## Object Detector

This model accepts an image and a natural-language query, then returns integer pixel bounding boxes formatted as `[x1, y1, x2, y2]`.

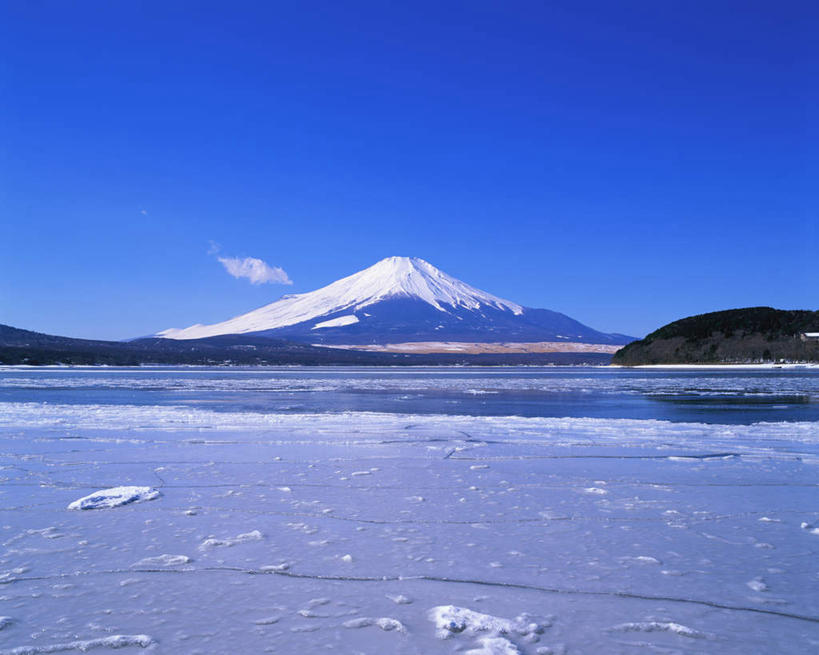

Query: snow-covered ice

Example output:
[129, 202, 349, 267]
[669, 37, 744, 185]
[198, 530, 263, 550]
[1, 366, 818, 653]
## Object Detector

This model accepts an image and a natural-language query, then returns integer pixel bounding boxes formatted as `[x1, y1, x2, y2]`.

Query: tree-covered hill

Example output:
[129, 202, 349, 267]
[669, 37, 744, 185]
[612, 307, 819, 365]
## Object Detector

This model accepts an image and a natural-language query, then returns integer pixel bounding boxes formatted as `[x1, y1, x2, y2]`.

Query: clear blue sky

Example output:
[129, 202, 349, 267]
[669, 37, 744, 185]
[1, 1, 815, 340]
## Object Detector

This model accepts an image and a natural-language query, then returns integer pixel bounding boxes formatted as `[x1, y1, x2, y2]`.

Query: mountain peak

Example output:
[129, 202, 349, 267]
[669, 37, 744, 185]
[157, 256, 523, 340]
[342, 256, 522, 314]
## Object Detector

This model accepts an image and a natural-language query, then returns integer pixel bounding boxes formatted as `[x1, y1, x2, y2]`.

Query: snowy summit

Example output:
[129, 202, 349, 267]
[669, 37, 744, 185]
[156, 256, 631, 345]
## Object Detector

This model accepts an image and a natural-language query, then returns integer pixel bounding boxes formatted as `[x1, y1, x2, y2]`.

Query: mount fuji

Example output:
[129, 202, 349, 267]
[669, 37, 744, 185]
[156, 257, 633, 347]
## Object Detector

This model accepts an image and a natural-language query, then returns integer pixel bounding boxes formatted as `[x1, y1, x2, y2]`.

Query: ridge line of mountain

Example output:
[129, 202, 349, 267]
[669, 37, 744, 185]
[155, 256, 634, 345]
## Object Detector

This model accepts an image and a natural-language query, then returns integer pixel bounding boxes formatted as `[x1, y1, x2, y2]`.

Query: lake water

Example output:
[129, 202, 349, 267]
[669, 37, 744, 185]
[1, 367, 817, 653]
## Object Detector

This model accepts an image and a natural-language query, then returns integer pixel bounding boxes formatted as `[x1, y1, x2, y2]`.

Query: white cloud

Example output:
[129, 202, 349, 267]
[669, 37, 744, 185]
[218, 256, 292, 285]
[207, 240, 221, 255]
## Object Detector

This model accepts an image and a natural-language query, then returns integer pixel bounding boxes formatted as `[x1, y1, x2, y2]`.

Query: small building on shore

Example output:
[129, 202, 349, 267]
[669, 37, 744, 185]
[800, 332, 819, 342]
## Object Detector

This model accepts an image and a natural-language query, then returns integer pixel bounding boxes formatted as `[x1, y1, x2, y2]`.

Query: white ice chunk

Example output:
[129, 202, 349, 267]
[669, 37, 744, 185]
[583, 487, 608, 495]
[428, 605, 542, 639]
[67, 486, 160, 510]
[260, 563, 290, 572]
[747, 578, 769, 592]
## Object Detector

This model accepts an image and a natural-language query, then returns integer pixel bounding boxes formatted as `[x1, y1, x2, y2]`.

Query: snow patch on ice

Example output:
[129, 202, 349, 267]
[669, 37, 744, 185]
[747, 577, 769, 592]
[254, 616, 281, 625]
[620, 555, 662, 565]
[0, 634, 154, 654]
[465, 636, 521, 655]
[611, 621, 705, 638]
[199, 530, 263, 550]
[67, 486, 160, 510]
[133, 554, 191, 567]
[260, 563, 290, 572]
[342, 617, 406, 633]
[583, 487, 608, 495]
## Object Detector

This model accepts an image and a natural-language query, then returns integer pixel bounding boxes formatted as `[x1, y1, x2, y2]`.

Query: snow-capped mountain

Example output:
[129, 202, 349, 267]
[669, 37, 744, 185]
[156, 256, 632, 345]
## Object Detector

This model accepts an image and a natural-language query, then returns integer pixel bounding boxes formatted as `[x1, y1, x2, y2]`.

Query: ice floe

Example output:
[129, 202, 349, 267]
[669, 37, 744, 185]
[67, 486, 160, 510]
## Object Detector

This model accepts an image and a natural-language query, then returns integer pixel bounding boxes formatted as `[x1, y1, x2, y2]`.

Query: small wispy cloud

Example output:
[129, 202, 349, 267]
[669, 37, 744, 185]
[207, 240, 221, 255]
[217, 256, 292, 285]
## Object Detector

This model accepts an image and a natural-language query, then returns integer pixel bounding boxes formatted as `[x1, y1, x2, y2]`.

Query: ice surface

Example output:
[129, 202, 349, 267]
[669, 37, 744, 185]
[66, 486, 160, 510]
[1, 367, 818, 653]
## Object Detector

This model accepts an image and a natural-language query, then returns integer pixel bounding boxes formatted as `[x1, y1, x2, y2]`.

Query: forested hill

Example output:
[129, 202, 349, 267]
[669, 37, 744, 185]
[612, 307, 819, 365]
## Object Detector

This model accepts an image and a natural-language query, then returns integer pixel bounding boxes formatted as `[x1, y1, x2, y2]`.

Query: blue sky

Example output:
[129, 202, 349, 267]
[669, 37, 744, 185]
[1, 1, 815, 340]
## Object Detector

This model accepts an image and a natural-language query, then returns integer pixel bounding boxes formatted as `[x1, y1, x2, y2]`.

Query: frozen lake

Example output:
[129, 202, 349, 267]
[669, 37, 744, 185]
[1, 367, 817, 653]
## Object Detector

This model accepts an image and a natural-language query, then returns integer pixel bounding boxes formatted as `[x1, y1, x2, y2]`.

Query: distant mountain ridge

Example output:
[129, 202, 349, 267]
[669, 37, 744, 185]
[0, 324, 614, 366]
[613, 307, 819, 365]
[157, 256, 633, 345]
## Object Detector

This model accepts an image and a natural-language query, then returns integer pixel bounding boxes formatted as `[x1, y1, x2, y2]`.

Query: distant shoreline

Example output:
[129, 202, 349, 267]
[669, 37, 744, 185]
[2, 362, 818, 371]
